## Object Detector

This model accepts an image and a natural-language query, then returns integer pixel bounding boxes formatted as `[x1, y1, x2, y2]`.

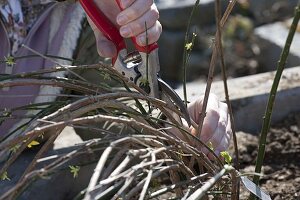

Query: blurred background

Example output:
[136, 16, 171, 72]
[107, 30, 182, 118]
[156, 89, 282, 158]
[77, 0, 299, 88]
[155, 0, 299, 86]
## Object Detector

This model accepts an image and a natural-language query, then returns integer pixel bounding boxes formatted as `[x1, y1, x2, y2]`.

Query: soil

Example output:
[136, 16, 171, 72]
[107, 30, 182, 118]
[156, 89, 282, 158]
[231, 113, 300, 200]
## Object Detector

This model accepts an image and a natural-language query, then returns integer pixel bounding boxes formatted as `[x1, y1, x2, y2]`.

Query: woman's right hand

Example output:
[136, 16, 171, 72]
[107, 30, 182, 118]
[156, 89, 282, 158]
[88, 0, 162, 58]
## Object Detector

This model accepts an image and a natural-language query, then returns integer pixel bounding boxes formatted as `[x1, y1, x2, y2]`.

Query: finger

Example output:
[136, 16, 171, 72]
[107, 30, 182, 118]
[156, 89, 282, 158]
[226, 113, 232, 141]
[135, 21, 162, 46]
[87, 17, 117, 58]
[204, 128, 229, 161]
[199, 109, 219, 142]
[215, 113, 232, 152]
[119, 5, 159, 38]
[190, 113, 219, 143]
[215, 133, 230, 154]
[209, 102, 228, 149]
[209, 123, 226, 151]
[207, 138, 223, 160]
[187, 94, 220, 142]
[187, 95, 204, 121]
[187, 93, 219, 123]
[117, 0, 154, 25]
[96, 37, 117, 58]
[118, 0, 136, 9]
[199, 98, 220, 142]
[204, 121, 226, 160]
[93, 0, 120, 23]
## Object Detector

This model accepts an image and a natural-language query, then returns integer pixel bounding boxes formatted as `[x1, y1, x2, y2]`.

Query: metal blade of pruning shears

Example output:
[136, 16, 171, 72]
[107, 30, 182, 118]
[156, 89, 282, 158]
[79, 0, 191, 126]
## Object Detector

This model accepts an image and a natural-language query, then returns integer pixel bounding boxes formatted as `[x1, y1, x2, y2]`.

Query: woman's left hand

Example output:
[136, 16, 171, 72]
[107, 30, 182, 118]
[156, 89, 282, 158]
[170, 94, 232, 160]
[188, 94, 232, 159]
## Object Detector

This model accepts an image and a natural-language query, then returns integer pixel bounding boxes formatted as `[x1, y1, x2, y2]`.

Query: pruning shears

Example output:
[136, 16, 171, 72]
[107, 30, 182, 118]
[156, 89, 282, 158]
[79, 0, 191, 126]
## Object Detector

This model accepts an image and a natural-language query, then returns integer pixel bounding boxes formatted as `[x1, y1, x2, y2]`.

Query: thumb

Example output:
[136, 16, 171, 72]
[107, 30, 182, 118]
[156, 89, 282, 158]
[87, 17, 117, 58]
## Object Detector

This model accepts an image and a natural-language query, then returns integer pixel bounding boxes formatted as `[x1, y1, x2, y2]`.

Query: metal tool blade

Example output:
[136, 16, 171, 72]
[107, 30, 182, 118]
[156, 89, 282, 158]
[157, 77, 191, 126]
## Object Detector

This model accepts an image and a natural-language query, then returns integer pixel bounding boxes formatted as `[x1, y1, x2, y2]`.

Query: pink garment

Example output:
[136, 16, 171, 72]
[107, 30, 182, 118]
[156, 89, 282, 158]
[0, 2, 83, 139]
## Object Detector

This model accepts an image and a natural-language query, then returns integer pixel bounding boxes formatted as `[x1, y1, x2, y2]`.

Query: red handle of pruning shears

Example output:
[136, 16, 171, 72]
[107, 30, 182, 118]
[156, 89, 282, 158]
[79, 0, 158, 60]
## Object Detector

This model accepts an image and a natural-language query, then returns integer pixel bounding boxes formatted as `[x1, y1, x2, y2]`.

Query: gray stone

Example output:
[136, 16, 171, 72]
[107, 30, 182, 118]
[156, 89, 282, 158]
[156, 0, 298, 30]
[176, 66, 300, 133]
[155, 0, 298, 84]
[185, 51, 211, 80]
[156, 0, 220, 30]
[254, 20, 300, 72]
[246, 0, 298, 24]
[158, 26, 214, 83]
[158, 30, 186, 82]
[157, 0, 215, 11]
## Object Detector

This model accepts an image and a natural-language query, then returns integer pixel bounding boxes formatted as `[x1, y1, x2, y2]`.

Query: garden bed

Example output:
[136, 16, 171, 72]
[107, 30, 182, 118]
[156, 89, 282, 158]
[231, 113, 300, 199]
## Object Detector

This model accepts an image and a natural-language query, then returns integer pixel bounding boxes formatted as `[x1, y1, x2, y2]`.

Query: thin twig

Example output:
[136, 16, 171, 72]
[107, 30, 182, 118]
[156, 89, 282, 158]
[187, 165, 234, 200]
[0, 79, 98, 94]
[0, 134, 37, 179]
[0, 142, 95, 200]
[196, 0, 237, 137]
[21, 44, 87, 82]
[125, 164, 181, 199]
[149, 173, 209, 198]
[84, 146, 114, 200]
[139, 151, 155, 200]
[214, 0, 239, 199]
[19, 129, 62, 179]
[182, 0, 200, 106]
[0, 63, 107, 82]
[9, 129, 63, 200]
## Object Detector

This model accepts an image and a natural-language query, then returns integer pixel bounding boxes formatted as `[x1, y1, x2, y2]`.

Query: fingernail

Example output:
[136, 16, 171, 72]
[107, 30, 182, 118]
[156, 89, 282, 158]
[117, 14, 127, 25]
[120, 26, 131, 37]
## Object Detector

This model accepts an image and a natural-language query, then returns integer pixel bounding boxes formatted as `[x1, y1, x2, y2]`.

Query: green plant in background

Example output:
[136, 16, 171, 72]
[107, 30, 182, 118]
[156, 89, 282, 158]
[250, 2, 300, 199]
[185, 33, 197, 51]
[0, 55, 74, 66]
[182, 0, 200, 107]
[224, 15, 253, 41]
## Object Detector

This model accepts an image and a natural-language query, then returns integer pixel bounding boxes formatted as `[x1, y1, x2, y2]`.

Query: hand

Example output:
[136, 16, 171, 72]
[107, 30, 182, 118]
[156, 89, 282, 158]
[170, 94, 232, 159]
[188, 94, 232, 159]
[88, 0, 162, 58]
